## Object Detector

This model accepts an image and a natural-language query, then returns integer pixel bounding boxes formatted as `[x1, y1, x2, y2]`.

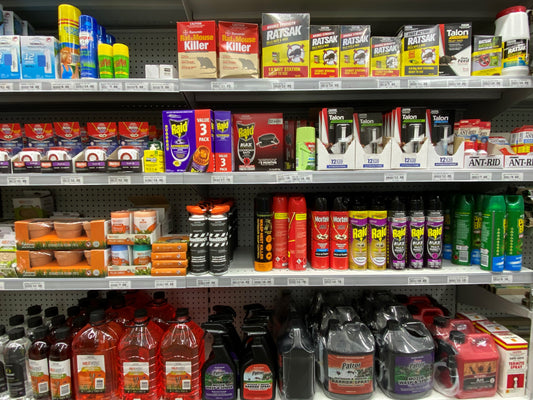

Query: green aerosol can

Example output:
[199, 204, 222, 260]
[480, 195, 506, 272]
[452, 194, 474, 265]
[504, 195, 524, 271]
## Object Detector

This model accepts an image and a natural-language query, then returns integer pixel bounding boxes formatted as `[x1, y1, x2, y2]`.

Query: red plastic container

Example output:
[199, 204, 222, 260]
[430, 317, 476, 341]
[408, 304, 444, 327]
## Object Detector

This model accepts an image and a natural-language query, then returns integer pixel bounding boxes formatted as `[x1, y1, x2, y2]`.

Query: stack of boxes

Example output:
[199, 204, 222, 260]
[151, 235, 189, 276]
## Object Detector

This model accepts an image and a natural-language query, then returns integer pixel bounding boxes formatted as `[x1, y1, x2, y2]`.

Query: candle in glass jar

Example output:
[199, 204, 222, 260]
[133, 210, 157, 234]
[111, 210, 131, 234]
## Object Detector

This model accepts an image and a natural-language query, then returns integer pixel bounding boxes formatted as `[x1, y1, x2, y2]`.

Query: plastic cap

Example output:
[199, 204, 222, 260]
[496, 5, 527, 19]
[313, 197, 328, 212]
[51, 315, 66, 328]
[113, 43, 129, 57]
[154, 291, 165, 300]
[254, 194, 272, 213]
[134, 308, 148, 318]
[78, 298, 90, 309]
[427, 196, 442, 211]
[409, 196, 424, 212]
[387, 319, 401, 330]
[433, 316, 448, 328]
[27, 316, 43, 329]
[0, 325, 5, 336]
[389, 196, 405, 212]
[9, 315, 24, 327]
[67, 306, 80, 317]
[332, 196, 348, 212]
[450, 330, 466, 344]
[27, 305, 42, 316]
[175, 308, 189, 317]
[87, 290, 99, 299]
[72, 315, 87, 329]
[8, 327, 25, 340]
[54, 326, 71, 341]
[33, 326, 49, 340]
[89, 310, 106, 324]
[110, 294, 126, 308]
[98, 43, 113, 57]
[45, 307, 59, 318]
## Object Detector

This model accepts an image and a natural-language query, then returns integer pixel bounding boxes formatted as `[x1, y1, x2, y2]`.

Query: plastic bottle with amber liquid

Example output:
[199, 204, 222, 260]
[48, 327, 73, 400]
[28, 326, 51, 400]
[146, 292, 176, 332]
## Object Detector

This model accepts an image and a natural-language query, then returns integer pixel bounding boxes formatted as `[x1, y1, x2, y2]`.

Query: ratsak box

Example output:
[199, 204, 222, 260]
[261, 13, 310, 78]
[340, 25, 370, 77]
[163, 109, 214, 173]
[310, 25, 339, 78]
[218, 21, 259, 79]
[233, 113, 284, 171]
[214, 111, 233, 172]
[439, 23, 472, 76]
[400, 25, 439, 76]
[371, 36, 401, 76]
[177, 21, 217, 79]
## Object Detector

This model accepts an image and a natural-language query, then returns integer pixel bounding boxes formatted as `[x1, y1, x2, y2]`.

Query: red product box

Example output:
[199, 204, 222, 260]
[232, 113, 284, 171]
[25, 123, 54, 143]
[118, 122, 149, 140]
[87, 122, 117, 141]
[177, 21, 217, 79]
[218, 21, 259, 79]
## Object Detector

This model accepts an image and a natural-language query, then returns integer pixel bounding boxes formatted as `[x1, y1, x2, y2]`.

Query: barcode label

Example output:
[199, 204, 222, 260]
[20, 82, 42, 91]
[482, 79, 503, 88]
[231, 278, 252, 287]
[109, 280, 131, 289]
[323, 278, 344, 286]
[470, 172, 492, 181]
[252, 278, 274, 286]
[143, 175, 166, 185]
[75, 82, 97, 90]
[95, 378, 104, 390]
[140, 380, 149, 391]
[61, 176, 84, 185]
[460, 250, 469, 263]
[51, 82, 74, 91]
[108, 176, 131, 185]
[287, 278, 308, 286]
[407, 276, 430, 285]
[378, 79, 401, 89]
[38, 381, 49, 394]
[211, 81, 234, 90]
[211, 175, 234, 184]
[272, 81, 294, 90]
[0, 82, 13, 91]
[492, 274, 513, 284]
[384, 173, 407, 182]
[0, 282, 4, 290]
[151, 82, 173, 91]
[319, 80, 341, 90]
[408, 80, 430, 88]
[502, 173, 523, 181]
[125, 82, 149, 91]
[447, 275, 469, 284]
[7, 176, 29, 185]
[99, 81, 123, 91]
[23, 281, 45, 290]
[510, 78, 531, 88]
[432, 172, 454, 181]
[182, 380, 191, 390]
[447, 79, 468, 88]
[60, 384, 70, 396]
[155, 280, 178, 289]
[197, 278, 218, 287]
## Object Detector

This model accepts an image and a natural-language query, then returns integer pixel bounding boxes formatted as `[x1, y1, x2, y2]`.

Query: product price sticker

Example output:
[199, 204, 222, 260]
[75, 81, 97, 91]
[510, 78, 531, 88]
[447, 79, 468, 88]
[384, 173, 407, 182]
[211, 175, 233, 184]
[432, 172, 454, 181]
[287, 277, 309, 286]
[231, 278, 252, 287]
[252, 277, 274, 286]
[447, 275, 469, 284]
[125, 82, 150, 91]
[108, 280, 131, 289]
[470, 172, 492, 181]
[150, 82, 173, 91]
[408, 80, 430, 88]
[7, 176, 29, 185]
[155, 279, 178, 289]
[323, 277, 344, 286]
[99, 81, 123, 91]
[61, 176, 83, 185]
[0, 282, 4, 290]
[481, 79, 503, 88]
[491, 274, 513, 284]
[319, 80, 341, 90]
[211, 81, 234, 90]
[0, 82, 13, 91]
[502, 173, 523, 181]
[196, 278, 218, 288]
[20, 82, 42, 91]
[108, 176, 131, 185]
[408, 276, 430, 285]
[23, 281, 45, 290]
[51, 82, 75, 91]
[378, 79, 401, 89]
[272, 81, 294, 90]
[143, 175, 166, 185]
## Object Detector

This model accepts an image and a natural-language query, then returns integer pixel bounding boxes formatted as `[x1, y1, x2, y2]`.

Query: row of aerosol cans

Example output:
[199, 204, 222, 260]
[186, 199, 237, 275]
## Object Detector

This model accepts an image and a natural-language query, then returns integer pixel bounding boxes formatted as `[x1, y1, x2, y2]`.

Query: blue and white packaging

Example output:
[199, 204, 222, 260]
[21, 36, 59, 79]
[0, 36, 20, 79]
[3, 11, 22, 36]
[21, 21, 35, 36]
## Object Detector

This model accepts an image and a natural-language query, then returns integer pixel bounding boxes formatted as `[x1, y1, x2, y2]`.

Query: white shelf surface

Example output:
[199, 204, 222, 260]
[457, 285, 533, 319]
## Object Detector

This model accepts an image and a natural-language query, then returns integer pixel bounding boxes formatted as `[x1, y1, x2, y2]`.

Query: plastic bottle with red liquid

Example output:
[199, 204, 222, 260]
[48, 327, 73, 400]
[160, 308, 203, 400]
[106, 294, 135, 328]
[146, 292, 175, 331]
[69, 316, 87, 340]
[118, 309, 163, 400]
[124, 291, 153, 309]
[65, 307, 80, 328]
[72, 310, 121, 400]
[28, 326, 51, 400]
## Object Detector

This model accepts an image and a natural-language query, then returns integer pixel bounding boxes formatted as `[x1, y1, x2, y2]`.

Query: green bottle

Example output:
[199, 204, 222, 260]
[470, 194, 486, 265]
[504, 195, 524, 271]
[452, 194, 474, 265]
[480, 195, 506, 272]
[295, 127, 316, 171]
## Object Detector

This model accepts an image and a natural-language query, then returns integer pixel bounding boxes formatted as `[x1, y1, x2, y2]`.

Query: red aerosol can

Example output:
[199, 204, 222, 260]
[330, 197, 349, 270]
[272, 195, 289, 269]
[310, 197, 330, 269]
[288, 196, 307, 270]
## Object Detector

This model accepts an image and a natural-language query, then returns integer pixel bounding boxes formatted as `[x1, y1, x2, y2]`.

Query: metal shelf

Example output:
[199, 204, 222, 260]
[458, 285, 533, 319]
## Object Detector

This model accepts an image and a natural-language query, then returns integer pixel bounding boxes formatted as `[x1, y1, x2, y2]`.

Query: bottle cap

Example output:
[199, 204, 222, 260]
[433, 316, 448, 328]
[332, 196, 348, 212]
[27, 316, 43, 329]
[254, 194, 272, 214]
[8, 327, 25, 340]
[449, 330, 466, 344]
[72, 315, 87, 329]
[134, 308, 148, 319]
[389, 196, 405, 212]
[33, 326, 49, 341]
[313, 197, 328, 212]
[87, 290, 99, 299]
[153, 291, 165, 300]
[89, 310, 106, 324]
[113, 43, 129, 57]
[78, 298, 90, 309]
[27, 305, 42, 316]
[54, 326, 71, 341]
[427, 196, 442, 211]
[98, 43, 113, 57]
[45, 307, 59, 318]
[110, 294, 126, 309]
[9, 314, 24, 327]
[67, 306, 80, 318]
[0, 325, 5, 336]
[51, 315, 66, 328]
[175, 308, 189, 318]
[409, 196, 424, 212]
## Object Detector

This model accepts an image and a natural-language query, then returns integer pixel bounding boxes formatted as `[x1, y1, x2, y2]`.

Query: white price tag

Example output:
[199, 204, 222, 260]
[108, 176, 131, 185]
[109, 280, 131, 289]
[99, 81, 123, 91]
[0, 282, 4, 290]
[211, 175, 234, 184]
[143, 175, 167, 185]
[272, 81, 294, 90]
[385, 173, 407, 183]
[447, 275, 469, 284]
[75, 81, 97, 90]
[155, 279, 178, 289]
[319, 80, 341, 90]
[447, 79, 468, 88]
[432, 172, 454, 181]
[51, 82, 75, 91]
[20, 82, 42, 91]
[231, 278, 252, 287]
[276, 173, 296, 183]
[297, 174, 313, 183]
[323, 278, 344, 286]
[502, 173, 523, 181]
[408, 80, 430, 88]
[408, 276, 430, 285]
[491, 274, 513, 284]
[211, 81, 235, 90]
[482, 79, 503, 88]
[0, 82, 13, 91]
[252, 277, 274, 286]
[510, 78, 531, 88]
[150, 82, 173, 91]
[61, 176, 84, 185]
[125, 82, 149, 91]
[197, 278, 218, 288]
[7, 176, 29, 185]
[378, 80, 401, 89]
[470, 172, 492, 181]
[287, 277, 309, 286]
[23, 281, 45, 290]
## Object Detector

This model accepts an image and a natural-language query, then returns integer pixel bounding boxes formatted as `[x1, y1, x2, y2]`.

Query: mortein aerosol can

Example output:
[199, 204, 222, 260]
[349, 197, 368, 270]
[425, 196, 444, 269]
[209, 204, 230, 275]
[288, 196, 307, 270]
[388, 196, 407, 270]
[254, 194, 273, 272]
[505, 195, 524, 271]
[272, 195, 289, 269]
[408, 196, 425, 269]
[187, 205, 209, 274]
[368, 197, 387, 270]
[311, 197, 330, 269]
[330, 197, 349, 270]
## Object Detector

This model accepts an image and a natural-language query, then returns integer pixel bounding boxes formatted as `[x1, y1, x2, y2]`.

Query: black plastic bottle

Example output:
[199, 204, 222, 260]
[201, 323, 237, 400]
[240, 326, 275, 400]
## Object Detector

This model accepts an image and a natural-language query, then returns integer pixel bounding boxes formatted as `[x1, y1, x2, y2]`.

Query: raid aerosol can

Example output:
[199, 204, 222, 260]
[504, 195, 524, 271]
[480, 195, 506, 272]
[452, 195, 474, 266]
[187, 204, 209, 275]
[425, 196, 444, 269]
[388, 196, 407, 270]
[408, 196, 425, 269]
[368, 197, 387, 270]
[349, 198, 368, 270]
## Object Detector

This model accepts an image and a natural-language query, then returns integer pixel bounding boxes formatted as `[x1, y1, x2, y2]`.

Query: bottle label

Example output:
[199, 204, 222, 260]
[463, 361, 497, 391]
[50, 359, 72, 400]
[0, 360, 7, 393]
[165, 361, 191, 393]
[408, 216, 425, 269]
[204, 363, 235, 400]
[327, 354, 373, 395]
[389, 217, 407, 270]
[123, 362, 150, 393]
[243, 364, 273, 400]
[5, 362, 27, 397]
[76, 355, 105, 393]
[393, 353, 433, 395]
[29, 358, 50, 397]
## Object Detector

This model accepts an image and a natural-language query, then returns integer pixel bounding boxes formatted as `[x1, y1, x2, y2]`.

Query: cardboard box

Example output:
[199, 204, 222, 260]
[163, 109, 215, 173]
[472, 36, 502, 76]
[427, 109, 463, 169]
[261, 13, 310, 78]
[25, 123, 55, 152]
[0, 123, 23, 173]
[218, 21, 259, 79]
[152, 259, 188, 268]
[13, 191, 54, 220]
[150, 267, 187, 276]
[399, 25, 439, 76]
[370, 36, 400, 77]
[388, 107, 429, 169]
[0, 251, 17, 277]
[233, 113, 284, 171]
[107, 226, 161, 246]
[106, 121, 149, 172]
[310, 25, 339, 78]
[317, 108, 355, 170]
[0, 35, 20, 79]
[475, 320, 510, 335]
[20, 36, 59, 79]
[439, 23, 472, 76]
[340, 25, 370, 77]
[177, 21, 217, 79]
[492, 331, 528, 397]
[152, 235, 189, 252]
[456, 312, 488, 329]
[143, 146, 165, 173]
[16, 249, 109, 277]
[354, 113, 391, 169]
[108, 264, 151, 276]
[3, 12, 22, 36]
[151, 251, 188, 260]
[15, 218, 108, 250]
[214, 111, 233, 172]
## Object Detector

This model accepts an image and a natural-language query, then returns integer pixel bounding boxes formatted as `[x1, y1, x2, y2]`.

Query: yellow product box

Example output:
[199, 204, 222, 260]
[310, 25, 339, 78]
[472, 35, 502, 76]
[143, 149, 165, 173]
[371, 36, 401, 77]
[261, 13, 310, 78]
[340, 25, 370, 77]
[400, 25, 439, 76]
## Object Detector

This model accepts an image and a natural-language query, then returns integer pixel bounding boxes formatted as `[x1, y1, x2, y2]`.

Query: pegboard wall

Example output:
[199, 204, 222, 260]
[492, 109, 533, 132]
